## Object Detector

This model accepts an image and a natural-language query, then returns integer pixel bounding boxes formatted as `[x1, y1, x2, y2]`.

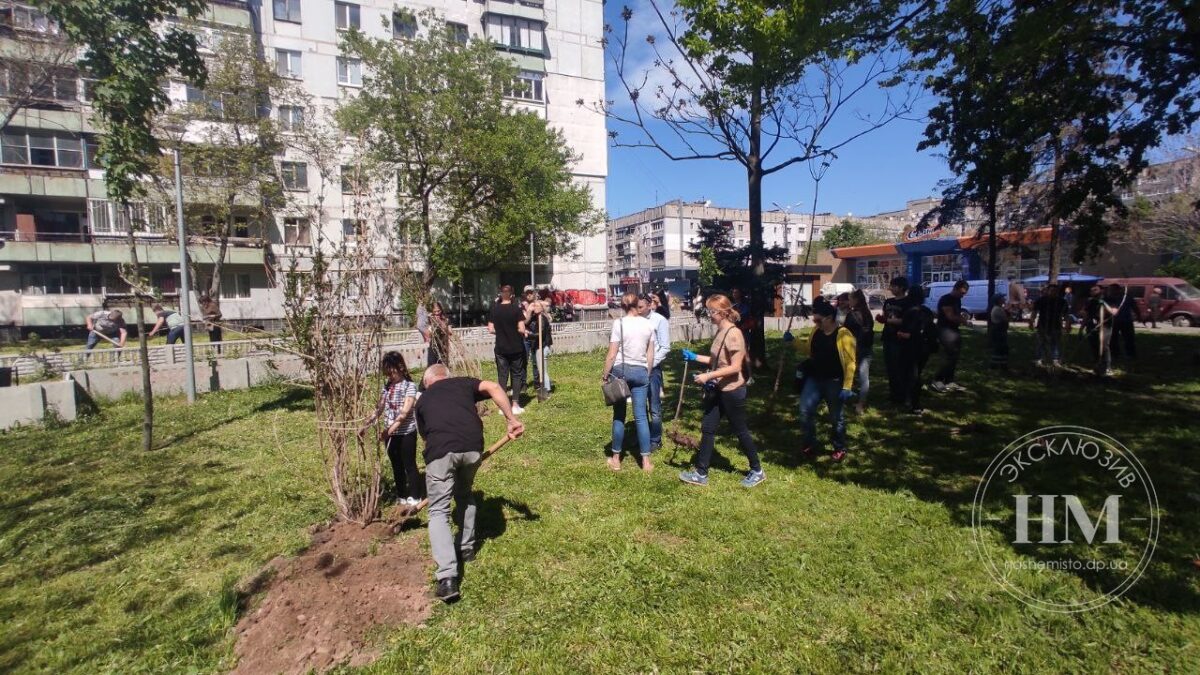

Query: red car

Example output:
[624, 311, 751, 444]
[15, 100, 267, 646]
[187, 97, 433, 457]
[1100, 277, 1200, 327]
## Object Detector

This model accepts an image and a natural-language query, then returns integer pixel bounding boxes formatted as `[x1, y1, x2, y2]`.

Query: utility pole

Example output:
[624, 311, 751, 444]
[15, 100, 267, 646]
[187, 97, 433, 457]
[173, 147, 196, 404]
[529, 232, 535, 291]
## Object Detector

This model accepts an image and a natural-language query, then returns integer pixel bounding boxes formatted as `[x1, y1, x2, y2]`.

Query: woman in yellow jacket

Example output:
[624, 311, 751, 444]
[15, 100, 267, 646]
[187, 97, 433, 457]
[793, 300, 857, 461]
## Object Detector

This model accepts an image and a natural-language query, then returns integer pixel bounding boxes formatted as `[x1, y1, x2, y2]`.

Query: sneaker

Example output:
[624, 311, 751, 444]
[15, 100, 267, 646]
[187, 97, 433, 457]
[800, 445, 817, 459]
[405, 497, 420, 508]
[678, 470, 708, 486]
[511, 405, 525, 415]
[946, 382, 968, 392]
[930, 381, 948, 393]
[741, 469, 766, 488]
[1052, 360, 1062, 368]
[830, 449, 847, 462]
[460, 548, 476, 563]
[1035, 360, 1045, 368]
[907, 408, 926, 416]
[435, 577, 461, 603]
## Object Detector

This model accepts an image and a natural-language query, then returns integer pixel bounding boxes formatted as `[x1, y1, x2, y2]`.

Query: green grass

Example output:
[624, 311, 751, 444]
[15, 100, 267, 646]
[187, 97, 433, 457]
[1, 328, 1198, 672]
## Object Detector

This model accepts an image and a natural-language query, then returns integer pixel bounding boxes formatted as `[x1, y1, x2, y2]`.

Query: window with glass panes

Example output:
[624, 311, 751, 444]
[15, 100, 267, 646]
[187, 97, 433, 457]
[278, 105, 303, 131]
[341, 165, 365, 194]
[337, 57, 361, 86]
[283, 217, 311, 246]
[275, 49, 302, 79]
[1, 129, 87, 168]
[335, 2, 360, 30]
[921, 254, 961, 284]
[280, 161, 307, 190]
[446, 21, 469, 44]
[273, 0, 301, 23]
[393, 9, 416, 39]
[21, 264, 104, 295]
[504, 71, 543, 102]
[485, 15, 544, 53]
[854, 258, 904, 289]
[221, 273, 252, 300]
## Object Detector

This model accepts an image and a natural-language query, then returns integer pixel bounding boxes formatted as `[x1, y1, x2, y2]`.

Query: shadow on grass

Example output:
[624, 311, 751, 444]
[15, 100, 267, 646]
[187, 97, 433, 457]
[668, 328, 1200, 615]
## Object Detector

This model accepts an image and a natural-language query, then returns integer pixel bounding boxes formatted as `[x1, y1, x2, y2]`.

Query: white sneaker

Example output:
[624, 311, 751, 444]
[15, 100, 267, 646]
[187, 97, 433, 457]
[947, 382, 967, 392]
[931, 381, 948, 393]
[405, 497, 420, 507]
[512, 405, 525, 415]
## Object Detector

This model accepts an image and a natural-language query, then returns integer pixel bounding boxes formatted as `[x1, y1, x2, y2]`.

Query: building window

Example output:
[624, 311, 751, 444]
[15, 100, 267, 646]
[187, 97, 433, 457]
[485, 15, 544, 53]
[278, 105, 303, 132]
[273, 0, 302, 24]
[20, 265, 104, 295]
[334, 2, 360, 30]
[280, 161, 308, 190]
[393, 9, 417, 39]
[341, 164, 365, 194]
[0, 63, 78, 103]
[446, 21, 469, 44]
[1, 128, 87, 168]
[283, 217, 311, 247]
[275, 49, 302, 79]
[504, 71, 544, 102]
[0, 4, 59, 34]
[336, 57, 362, 86]
[222, 273, 252, 300]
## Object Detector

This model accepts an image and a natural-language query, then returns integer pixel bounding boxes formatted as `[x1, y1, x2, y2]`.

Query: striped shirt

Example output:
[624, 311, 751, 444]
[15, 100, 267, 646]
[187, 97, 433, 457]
[381, 379, 418, 435]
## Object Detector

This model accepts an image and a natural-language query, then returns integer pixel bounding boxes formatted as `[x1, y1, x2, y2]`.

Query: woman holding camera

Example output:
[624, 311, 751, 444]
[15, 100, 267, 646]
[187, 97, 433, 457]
[678, 293, 764, 488]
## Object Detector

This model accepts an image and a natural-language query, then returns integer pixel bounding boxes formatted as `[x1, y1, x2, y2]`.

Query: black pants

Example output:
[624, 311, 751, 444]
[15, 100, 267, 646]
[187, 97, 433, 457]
[883, 340, 903, 403]
[386, 432, 421, 500]
[897, 346, 926, 411]
[934, 327, 961, 384]
[1111, 320, 1136, 360]
[495, 350, 526, 402]
[693, 386, 761, 474]
[208, 325, 223, 354]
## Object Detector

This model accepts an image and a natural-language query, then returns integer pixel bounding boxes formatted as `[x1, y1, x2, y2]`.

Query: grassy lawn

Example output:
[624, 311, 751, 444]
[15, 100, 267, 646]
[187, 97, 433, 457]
[1, 327, 1198, 672]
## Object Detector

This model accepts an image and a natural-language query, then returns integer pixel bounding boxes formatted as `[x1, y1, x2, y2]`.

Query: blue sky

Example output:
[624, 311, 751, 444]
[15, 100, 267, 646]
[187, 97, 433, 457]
[600, 1, 955, 220]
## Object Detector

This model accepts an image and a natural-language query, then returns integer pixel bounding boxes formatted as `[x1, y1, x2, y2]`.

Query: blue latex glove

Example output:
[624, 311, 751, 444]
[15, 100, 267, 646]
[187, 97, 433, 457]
[839, 389, 856, 402]
[681, 349, 699, 362]
[782, 330, 795, 343]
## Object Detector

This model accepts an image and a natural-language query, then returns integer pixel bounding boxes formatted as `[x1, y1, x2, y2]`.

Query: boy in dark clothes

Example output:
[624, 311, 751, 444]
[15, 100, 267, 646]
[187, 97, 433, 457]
[876, 276, 912, 405]
[416, 364, 524, 602]
[931, 280, 968, 393]
[897, 286, 931, 414]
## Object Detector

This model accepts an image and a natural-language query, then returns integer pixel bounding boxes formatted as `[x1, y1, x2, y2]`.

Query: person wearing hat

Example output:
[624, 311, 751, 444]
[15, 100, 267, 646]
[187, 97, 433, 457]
[797, 298, 857, 462]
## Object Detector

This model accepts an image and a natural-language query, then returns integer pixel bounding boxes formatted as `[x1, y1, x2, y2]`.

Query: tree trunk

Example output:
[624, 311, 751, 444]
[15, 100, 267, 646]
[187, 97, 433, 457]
[123, 206, 154, 451]
[746, 85, 767, 364]
[986, 198, 999, 326]
[1047, 133, 1065, 284]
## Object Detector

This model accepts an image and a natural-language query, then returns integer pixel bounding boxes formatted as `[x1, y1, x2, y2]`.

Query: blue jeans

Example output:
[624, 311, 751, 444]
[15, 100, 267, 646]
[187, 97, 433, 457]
[799, 376, 847, 451]
[648, 365, 663, 446]
[166, 325, 185, 344]
[533, 345, 551, 390]
[856, 355, 870, 405]
[610, 363, 651, 456]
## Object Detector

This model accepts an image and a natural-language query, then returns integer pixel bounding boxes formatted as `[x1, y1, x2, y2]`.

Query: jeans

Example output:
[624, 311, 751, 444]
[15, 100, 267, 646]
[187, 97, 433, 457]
[799, 376, 847, 451]
[386, 432, 421, 501]
[855, 355, 870, 406]
[883, 340, 903, 403]
[494, 350, 526, 403]
[648, 364, 663, 446]
[425, 450, 481, 580]
[694, 386, 761, 474]
[534, 345, 551, 391]
[166, 325, 185, 345]
[85, 332, 114, 350]
[934, 327, 961, 384]
[610, 363, 651, 456]
[989, 326, 1009, 368]
[525, 338, 540, 385]
[1035, 330, 1062, 362]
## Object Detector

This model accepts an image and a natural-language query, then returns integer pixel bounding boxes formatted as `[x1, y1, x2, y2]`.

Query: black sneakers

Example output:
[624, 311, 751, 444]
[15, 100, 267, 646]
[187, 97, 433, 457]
[460, 548, 476, 563]
[436, 577, 461, 603]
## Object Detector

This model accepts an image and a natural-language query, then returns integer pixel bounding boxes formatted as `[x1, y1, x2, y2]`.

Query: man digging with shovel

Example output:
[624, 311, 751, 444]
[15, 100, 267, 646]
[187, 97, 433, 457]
[416, 364, 524, 603]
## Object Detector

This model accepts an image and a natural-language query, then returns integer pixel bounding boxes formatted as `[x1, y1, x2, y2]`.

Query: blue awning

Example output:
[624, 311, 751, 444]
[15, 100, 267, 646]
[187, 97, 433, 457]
[896, 237, 963, 255]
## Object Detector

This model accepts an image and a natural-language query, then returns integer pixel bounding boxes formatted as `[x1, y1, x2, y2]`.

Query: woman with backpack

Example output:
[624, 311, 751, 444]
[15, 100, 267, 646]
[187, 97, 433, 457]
[678, 293, 765, 487]
[843, 290, 875, 414]
[601, 292, 657, 471]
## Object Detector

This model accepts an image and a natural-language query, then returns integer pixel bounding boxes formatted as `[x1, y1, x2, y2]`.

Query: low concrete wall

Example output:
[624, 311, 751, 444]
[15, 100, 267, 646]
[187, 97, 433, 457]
[0, 380, 81, 430]
[3, 317, 727, 430]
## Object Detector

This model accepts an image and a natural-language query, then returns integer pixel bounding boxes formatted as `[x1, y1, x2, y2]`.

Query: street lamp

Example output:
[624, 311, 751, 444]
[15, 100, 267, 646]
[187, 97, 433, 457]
[168, 130, 197, 403]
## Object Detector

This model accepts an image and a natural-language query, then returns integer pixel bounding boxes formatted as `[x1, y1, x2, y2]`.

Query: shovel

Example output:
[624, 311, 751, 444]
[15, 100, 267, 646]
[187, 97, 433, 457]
[667, 359, 700, 459]
[536, 315, 549, 403]
[392, 432, 516, 527]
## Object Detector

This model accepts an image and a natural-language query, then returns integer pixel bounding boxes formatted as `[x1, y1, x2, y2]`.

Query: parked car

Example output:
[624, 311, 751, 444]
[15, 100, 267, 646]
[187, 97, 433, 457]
[1100, 277, 1200, 327]
[923, 279, 1009, 319]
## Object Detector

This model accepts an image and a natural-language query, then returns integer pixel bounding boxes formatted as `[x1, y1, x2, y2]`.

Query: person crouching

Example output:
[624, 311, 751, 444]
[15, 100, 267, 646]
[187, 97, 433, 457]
[798, 300, 857, 462]
[416, 364, 524, 603]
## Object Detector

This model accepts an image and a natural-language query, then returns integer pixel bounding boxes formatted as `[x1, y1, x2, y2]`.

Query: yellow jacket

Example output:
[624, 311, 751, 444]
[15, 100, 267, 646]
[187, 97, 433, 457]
[795, 326, 858, 390]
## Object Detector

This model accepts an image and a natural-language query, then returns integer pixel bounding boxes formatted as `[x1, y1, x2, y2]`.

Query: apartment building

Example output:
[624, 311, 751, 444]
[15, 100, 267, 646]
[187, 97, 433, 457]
[606, 199, 906, 295]
[0, 0, 607, 338]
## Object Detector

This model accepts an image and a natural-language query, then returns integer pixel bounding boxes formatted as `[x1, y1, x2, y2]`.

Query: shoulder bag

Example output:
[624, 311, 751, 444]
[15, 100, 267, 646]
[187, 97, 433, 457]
[602, 318, 632, 405]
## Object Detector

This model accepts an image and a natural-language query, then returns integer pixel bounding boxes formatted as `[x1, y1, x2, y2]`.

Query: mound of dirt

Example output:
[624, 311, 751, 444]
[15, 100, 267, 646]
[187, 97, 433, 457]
[232, 521, 433, 675]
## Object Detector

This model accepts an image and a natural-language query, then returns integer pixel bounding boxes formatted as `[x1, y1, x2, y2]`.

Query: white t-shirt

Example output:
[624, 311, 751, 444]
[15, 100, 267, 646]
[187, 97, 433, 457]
[610, 315, 655, 369]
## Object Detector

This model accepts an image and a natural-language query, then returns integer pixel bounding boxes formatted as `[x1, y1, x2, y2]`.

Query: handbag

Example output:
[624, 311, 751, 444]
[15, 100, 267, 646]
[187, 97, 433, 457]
[602, 318, 633, 405]
[701, 328, 732, 404]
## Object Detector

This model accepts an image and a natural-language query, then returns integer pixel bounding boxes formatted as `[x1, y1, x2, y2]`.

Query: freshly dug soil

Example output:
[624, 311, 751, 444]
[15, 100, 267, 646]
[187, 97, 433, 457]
[231, 521, 433, 675]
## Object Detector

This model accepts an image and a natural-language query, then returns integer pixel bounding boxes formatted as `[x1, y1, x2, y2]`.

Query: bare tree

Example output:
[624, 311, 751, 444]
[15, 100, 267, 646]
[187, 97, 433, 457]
[0, 17, 78, 131]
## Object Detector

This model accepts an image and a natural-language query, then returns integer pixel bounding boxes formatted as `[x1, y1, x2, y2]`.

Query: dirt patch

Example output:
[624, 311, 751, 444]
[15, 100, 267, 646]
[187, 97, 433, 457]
[231, 521, 433, 675]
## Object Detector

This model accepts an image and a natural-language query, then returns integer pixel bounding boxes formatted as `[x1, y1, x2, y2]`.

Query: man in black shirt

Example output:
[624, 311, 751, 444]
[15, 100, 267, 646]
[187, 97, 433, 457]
[416, 364, 524, 602]
[487, 285, 527, 414]
[876, 276, 911, 404]
[1029, 282, 1069, 366]
[931, 280, 968, 393]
